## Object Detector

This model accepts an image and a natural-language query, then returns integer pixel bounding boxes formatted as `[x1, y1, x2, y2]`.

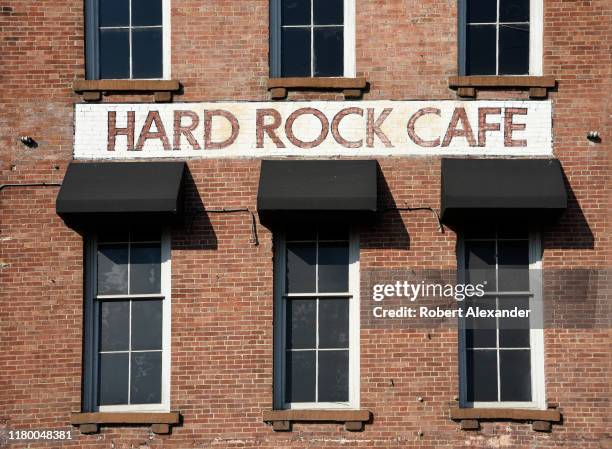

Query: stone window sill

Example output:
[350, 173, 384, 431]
[448, 75, 556, 99]
[449, 407, 562, 432]
[70, 411, 181, 434]
[262, 409, 372, 431]
[73, 79, 181, 102]
[267, 77, 367, 100]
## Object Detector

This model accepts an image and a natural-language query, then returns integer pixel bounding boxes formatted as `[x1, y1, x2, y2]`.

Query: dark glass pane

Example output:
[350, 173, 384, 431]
[100, 300, 129, 351]
[99, 29, 130, 79]
[286, 299, 316, 349]
[281, 27, 311, 77]
[318, 242, 349, 292]
[285, 222, 316, 241]
[499, 0, 529, 22]
[464, 223, 495, 240]
[286, 242, 316, 293]
[499, 24, 529, 75]
[465, 241, 496, 291]
[130, 243, 161, 294]
[131, 300, 163, 350]
[97, 244, 128, 295]
[499, 297, 530, 348]
[98, 231, 129, 243]
[319, 299, 349, 348]
[498, 240, 529, 291]
[313, 0, 343, 25]
[285, 350, 316, 402]
[466, 0, 497, 23]
[132, 28, 163, 79]
[99, 353, 129, 405]
[500, 349, 531, 401]
[497, 223, 528, 239]
[466, 25, 496, 75]
[464, 297, 497, 348]
[130, 351, 162, 404]
[314, 26, 343, 77]
[318, 226, 349, 241]
[99, 0, 129, 27]
[466, 349, 498, 402]
[281, 0, 310, 26]
[132, 0, 162, 26]
[131, 230, 161, 242]
[318, 350, 349, 402]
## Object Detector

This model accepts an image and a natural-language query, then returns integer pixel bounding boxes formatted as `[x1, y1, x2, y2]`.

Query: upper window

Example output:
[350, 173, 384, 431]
[86, 0, 170, 79]
[458, 224, 545, 408]
[274, 223, 359, 409]
[270, 0, 356, 77]
[83, 230, 171, 412]
[459, 0, 543, 75]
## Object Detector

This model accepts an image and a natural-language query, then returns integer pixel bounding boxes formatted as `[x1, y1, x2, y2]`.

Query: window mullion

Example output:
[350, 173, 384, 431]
[128, 0, 133, 79]
[495, 0, 500, 74]
[310, 0, 314, 77]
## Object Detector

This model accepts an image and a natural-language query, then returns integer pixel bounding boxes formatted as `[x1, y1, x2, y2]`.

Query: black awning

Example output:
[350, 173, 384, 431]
[56, 162, 185, 223]
[441, 158, 567, 224]
[257, 160, 377, 218]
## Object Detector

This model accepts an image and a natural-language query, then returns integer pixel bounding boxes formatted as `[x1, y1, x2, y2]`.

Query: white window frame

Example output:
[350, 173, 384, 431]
[85, 230, 172, 413]
[460, 0, 542, 76]
[271, 0, 355, 78]
[273, 229, 360, 410]
[87, 0, 171, 80]
[457, 229, 546, 409]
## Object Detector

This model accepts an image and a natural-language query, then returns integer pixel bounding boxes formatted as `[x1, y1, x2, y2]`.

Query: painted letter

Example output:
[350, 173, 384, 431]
[285, 108, 329, 148]
[204, 110, 240, 149]
[367, 108, 394, 147]
[407, 108, 441, 147]
[504, 107, 528, 147]
[256, 109, 285, 148]
[136, 111, 171, 151]
[331, 107, 364, 148]
[173, 110, 201, 150]
[441, 107, 476, 147]
[107, 111, 135, 151]
[478, 107, 501, 147]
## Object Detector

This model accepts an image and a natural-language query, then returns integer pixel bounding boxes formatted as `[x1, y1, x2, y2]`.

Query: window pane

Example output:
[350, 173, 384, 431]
[499, 24, 529, 75]
[97, 244, 128, 295]
[281, 0, 310, 26]
[98, 230, 129, 243]
[497, 223, 528, 239]
[319, 299, 349, 348]
[466, 349, 498, 402]
[313, 27, 343, 77]
[131, 300, 163, 350]
[131, 230, 161, 242]
[318, 242, 349, 292]
[499, 0, 529, 22]
[466, 25, 496, 75]
[465, 241, 496, 291]
[318, 350, 349, 402]
[99, 29, 130, 79]
[130, 243, 161, 294]
[130, 351, 162, 404]
[286, 299, 316, 349]
[464, 298, 497, 348]
[466, 0, 497, 23]
[132, 28, 163, 79]
[498, 240, 529, 291]
[463, 223, 495, 240]
[499, 297, 530, 348]
[132, 0, 162, 26]
[500, 349, 531, 401]
[286, 242, 316, 293]
[285, 350, 316, 402]
[281, 27, 311, 77]
[318, 226, 349, 241]
[99, 353, 129, 405]
[313, 0, 343, 25]
[100, 300, 130, 351]
[99, 0, 129, 27]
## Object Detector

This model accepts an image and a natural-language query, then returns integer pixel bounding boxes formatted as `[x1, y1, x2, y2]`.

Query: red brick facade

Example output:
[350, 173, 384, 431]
[0, 0, 610, 448]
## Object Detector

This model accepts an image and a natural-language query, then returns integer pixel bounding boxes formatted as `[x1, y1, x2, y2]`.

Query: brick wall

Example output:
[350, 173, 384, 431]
[0, 0, 610, 448]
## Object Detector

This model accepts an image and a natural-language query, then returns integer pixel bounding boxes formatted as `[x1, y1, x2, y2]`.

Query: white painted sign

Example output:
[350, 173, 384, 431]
[74, 100, 552, 158]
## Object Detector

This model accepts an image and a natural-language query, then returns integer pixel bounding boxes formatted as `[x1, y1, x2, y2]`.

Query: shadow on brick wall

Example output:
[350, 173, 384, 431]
[360, 164, 411, 250]
[172, 165, 218, 250]
[544, 169, 594, 249]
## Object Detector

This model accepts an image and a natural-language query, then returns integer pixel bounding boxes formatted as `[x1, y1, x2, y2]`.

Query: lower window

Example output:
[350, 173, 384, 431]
[83, 229, 171, 412]
[458, 223, 545, 408]
[274, 223, 359, 409]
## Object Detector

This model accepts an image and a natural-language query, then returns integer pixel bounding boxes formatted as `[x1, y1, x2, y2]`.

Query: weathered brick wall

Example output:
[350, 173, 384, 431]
[1, 0, 610, 448]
